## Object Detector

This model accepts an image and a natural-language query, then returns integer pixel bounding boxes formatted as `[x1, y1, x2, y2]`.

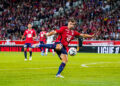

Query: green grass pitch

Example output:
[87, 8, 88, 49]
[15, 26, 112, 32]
[0, 52, 120, 86]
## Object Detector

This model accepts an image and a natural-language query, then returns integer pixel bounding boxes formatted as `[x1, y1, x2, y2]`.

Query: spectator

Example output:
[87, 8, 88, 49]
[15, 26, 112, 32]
[0, 0, 120, 40]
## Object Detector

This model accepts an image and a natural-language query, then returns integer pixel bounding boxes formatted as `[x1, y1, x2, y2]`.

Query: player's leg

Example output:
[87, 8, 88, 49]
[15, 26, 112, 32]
[42, 42, 46, 56]
[32, 42, 59, 56]
[52, 49, 55, 56]
[24, 48, 27, 61]
[39, 47, 43, 52]
[32, 43, 55, 49]
[45, 48, 48, 56]
[28, 43, 32, 60]
[43, 47, 45, 53]
[56, 54, 68, 78]
[29, 48, 32, 60]
[39, 41, 43, 53]
[24, 44, 28, 61]
[40, 41, 45, 56]
[55, 45, 68, 78]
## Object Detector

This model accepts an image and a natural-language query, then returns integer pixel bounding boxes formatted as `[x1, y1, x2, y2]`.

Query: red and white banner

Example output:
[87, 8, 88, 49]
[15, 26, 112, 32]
[83, 40, 120, 46]
[0, 40, 39, 45]
[0, 40, 120, 53]
[0, 40, 120, 46]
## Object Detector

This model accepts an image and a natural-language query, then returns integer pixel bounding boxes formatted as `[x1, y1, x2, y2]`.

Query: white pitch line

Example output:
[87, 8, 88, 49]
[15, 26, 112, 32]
[0, 66, 75, 70]
[81, 64, 88, 67]
[81, 62, 120, 68]
[0, 67, 58, 70]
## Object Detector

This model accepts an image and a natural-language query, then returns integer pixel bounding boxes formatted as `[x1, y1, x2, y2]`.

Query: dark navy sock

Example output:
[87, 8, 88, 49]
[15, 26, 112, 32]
[29, 51, 32, 57]
[39, 48, 43, 52]
[56, 62, 66, 75]
[43, 47, 45, 53]
[39, 44, 54, 49]
[24, 51, 27, 59]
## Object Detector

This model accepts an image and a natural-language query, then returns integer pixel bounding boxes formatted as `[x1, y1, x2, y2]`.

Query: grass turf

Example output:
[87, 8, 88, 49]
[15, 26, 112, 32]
[0, 52, 120, 86]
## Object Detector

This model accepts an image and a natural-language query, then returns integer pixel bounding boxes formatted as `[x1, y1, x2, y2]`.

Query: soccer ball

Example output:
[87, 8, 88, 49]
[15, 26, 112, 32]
[68, 47, 77, 56]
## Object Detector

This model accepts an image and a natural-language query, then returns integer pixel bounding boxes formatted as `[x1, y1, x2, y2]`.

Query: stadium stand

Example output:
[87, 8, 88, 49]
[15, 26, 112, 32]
[0, 0, 120, 40]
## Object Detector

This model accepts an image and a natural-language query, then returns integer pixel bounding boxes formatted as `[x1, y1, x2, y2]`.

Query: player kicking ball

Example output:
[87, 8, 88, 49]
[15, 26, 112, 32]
[32, 18, 94, 78]
[21, 24, 37, 61]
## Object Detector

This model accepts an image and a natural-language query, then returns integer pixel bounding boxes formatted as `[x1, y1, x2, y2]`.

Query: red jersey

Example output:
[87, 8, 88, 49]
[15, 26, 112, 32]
[23, 29, 36, 43]
[56, 26, 80, 49]
[39, 31, 47, 43]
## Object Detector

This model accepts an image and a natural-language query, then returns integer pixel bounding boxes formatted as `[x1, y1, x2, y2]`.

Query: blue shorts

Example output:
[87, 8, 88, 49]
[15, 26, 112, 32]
[54, 42, 68, 59]
[24, 43, 32, 48]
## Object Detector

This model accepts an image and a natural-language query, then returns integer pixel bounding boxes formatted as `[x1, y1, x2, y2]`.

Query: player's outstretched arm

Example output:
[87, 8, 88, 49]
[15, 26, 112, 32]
[45, 30, 57, 37]
[80, 34, 94, 38]
[21, 35, 25, 40]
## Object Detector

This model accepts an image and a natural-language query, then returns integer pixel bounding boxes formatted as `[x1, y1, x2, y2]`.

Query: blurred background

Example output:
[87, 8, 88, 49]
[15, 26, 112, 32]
[0, 0, 120, 40]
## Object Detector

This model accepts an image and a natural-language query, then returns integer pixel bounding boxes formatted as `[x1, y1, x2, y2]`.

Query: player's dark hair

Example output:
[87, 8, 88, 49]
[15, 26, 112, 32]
[68, 17, 76, 23]
[41, 26, 45, 29]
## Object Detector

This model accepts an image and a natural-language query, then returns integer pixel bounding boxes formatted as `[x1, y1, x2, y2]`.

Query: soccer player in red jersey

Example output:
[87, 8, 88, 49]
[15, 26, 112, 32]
[39, 27, 47, 56]
[21, 24, 36, 61]
[32, 18, 94, 78]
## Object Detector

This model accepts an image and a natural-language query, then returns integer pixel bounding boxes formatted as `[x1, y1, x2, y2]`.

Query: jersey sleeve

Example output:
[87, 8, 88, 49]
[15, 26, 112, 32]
[56, 27, 65, 34]
[74, 31, 80, 36]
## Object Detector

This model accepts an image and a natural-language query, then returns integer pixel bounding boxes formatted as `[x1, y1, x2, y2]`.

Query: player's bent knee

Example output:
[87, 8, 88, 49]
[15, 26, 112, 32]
[56, 44, 62, 51]
[63, 58, 68, 63]
[61, 54, 68, 63]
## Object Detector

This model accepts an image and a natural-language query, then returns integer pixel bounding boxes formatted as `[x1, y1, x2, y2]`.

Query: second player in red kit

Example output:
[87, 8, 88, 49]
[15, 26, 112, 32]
[22, 24, 36, 61]
[39, 27, 47, 56]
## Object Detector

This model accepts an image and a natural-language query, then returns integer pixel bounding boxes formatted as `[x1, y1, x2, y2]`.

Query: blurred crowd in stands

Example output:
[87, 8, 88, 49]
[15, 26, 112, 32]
[0, 0, 120, 40]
